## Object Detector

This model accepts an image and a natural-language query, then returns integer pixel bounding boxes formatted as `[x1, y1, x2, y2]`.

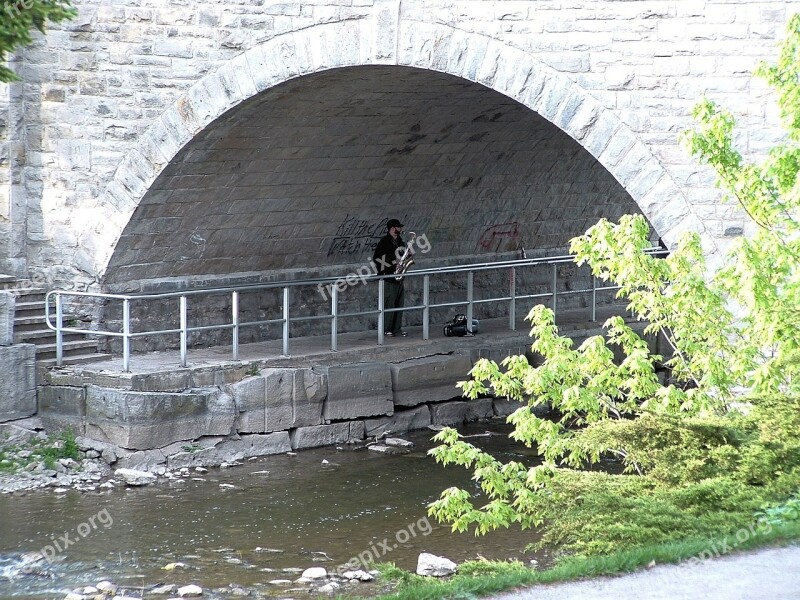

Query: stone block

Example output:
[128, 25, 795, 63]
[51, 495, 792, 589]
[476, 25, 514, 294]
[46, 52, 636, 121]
[294, 368, 326, 427]
[390, 353, 472, 407]
[230, 376, 266, 433]
[465, 398, 494, 422]
[237, 431, 292, 457]
[364, 405, 432, 437]
[492, 398, 527, 418]
[166, 432, 291, 469]
[116, 448, 167, 471]
[290, 421, 363, 450]
[0, 292, 14, 346]
[430, 398, 494, 427]
[261, 367, 317, 431]
[0, 344, 36, 422]
[38, 385, 86, 416]
[319, 362, 393, 421]
[130, 371, 191, 392]
[84, 386, 236, 450]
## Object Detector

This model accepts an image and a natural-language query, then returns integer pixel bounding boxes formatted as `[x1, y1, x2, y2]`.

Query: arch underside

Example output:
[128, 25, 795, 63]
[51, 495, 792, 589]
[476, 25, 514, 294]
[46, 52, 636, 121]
[105, 66, 649, 286]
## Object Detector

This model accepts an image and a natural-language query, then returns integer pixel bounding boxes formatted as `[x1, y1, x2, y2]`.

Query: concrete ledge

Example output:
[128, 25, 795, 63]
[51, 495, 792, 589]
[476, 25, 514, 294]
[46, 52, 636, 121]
[167, 432, 292, 469]
[319, 362, 393, 421]
[430, 398, 494, 426]
[0, 292, 14, 346]
[364, 405, 432, 437]
[84, 386, 236, 450]
[0, 344, 36, 423]
[37, 384, 87, 434]
[290, 421, 365, 450]
[390, 353, 472, 407]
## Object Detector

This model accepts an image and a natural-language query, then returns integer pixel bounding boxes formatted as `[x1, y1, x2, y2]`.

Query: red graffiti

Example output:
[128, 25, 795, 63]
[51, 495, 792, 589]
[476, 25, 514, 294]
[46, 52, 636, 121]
[477, 222, 520, 252]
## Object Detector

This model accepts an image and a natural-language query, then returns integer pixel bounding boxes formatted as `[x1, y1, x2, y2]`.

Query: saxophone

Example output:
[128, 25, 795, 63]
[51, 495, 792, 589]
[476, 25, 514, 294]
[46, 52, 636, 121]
[394, 232, 417, 281]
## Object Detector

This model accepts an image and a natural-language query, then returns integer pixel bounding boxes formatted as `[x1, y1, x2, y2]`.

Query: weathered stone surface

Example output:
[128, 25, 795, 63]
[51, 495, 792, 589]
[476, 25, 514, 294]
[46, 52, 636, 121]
[430, 398, 494, 427]
[319, 362, 393, 421]
[417, 553, 457, 577]
[84, 386, 236, 450]
[38, 385, 88, 434]
[0, 344, 36, 423]
[260, 367, 326, 430]
[364, 405, 431, 437]
[38, 385, 86, 416]
[115, 448, 166, 471]
[290, 421, 364, 450]
[115, 467, 157, 486]
[167, 432, 292, 468]
[0, 292, 13, 346]
[390, 354, 472, 407]
[230, 376, 266, 432]
[492, 398, 527, 418]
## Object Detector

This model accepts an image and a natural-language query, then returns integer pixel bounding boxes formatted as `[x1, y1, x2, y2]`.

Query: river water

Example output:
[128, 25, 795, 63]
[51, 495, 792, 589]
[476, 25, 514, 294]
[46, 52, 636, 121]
[0, 422, 548, 599]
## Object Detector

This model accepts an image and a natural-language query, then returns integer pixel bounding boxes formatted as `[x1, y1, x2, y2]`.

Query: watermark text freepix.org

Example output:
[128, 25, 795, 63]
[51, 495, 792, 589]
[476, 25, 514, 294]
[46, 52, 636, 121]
[37, 509, 113, 563]
[336, 516, 433, 574]
[317, 233, 431, 301]
[687, 517, 772, 565]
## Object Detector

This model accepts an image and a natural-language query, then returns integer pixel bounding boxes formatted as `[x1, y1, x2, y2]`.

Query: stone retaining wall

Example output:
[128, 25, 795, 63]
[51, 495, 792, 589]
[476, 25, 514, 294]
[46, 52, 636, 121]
[0, 291, 37, 423]
[38, 346, 498, 452]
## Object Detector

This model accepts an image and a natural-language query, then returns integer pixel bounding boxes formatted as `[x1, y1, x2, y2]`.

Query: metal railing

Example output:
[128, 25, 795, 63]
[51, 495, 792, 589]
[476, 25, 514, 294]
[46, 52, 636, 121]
[45, 249, 667, 372]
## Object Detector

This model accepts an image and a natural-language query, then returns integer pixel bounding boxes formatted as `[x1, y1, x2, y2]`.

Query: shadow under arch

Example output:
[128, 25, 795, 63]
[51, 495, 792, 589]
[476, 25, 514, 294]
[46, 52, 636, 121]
[85, 18, 710, 284]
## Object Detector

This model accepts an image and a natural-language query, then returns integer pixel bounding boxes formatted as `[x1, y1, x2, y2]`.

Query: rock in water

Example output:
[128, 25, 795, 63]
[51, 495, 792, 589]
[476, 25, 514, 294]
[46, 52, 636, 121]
[342, 569, 374, 581]
[301, 567, 328, 579]
[150, 583, 177, 595]
[416, 553, 457, 577]
[178, 584, 204, 597]
[319, 582, 340, 593]
[114, 468, 157, 486]
[385, 438, 414, 448]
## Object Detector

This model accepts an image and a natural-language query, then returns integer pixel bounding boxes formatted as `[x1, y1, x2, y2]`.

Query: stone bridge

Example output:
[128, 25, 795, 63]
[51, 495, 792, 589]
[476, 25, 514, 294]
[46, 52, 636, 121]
[2, 0, 797, 457]
[2, 0, 798, 293]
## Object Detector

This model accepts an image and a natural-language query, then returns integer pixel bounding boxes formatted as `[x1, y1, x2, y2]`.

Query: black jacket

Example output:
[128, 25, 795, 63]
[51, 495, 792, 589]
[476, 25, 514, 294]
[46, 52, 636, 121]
[373, 234, 405, 276]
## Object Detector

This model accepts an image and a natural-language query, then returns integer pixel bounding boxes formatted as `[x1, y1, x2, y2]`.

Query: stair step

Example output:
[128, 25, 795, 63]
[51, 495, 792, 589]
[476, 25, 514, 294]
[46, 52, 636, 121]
[33, 340, 100, 359]
[37, 353, 114, 369]
[14, 329, 87, 344]
[0, 275, 17, 287]
[14, 300, 46, 312]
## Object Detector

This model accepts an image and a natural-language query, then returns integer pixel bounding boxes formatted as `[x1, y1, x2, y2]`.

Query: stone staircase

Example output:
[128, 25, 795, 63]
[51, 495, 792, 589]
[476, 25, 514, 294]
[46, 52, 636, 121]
[0, 275, 112, 368]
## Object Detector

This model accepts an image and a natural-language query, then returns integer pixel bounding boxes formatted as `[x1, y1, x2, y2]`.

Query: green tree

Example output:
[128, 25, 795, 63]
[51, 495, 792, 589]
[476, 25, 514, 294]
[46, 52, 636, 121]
[1, 0, 76, 82]
[428, 15, 800, 554]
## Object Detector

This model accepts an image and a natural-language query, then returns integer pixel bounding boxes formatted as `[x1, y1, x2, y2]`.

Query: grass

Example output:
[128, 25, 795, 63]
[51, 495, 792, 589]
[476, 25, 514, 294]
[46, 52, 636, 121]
[370, 520, 800, 600]
[0, 429, 81, 473]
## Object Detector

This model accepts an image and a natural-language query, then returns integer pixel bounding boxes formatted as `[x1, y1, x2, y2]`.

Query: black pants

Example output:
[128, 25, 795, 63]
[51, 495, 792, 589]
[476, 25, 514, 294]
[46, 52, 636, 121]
[384, 280, 405, 334]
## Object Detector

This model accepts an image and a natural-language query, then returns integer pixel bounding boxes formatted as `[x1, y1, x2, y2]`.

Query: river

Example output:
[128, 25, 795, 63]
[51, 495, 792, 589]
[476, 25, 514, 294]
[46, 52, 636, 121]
[0, 422, 549, 599]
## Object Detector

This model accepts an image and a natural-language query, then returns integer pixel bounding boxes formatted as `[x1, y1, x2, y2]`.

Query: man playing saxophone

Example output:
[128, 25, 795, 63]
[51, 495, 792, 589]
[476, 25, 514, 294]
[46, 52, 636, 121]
[372, 218, 408, 337]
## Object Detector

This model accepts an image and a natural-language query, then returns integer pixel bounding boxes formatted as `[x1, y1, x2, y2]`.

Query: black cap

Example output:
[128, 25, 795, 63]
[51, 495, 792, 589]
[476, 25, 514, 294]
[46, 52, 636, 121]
[387, 219, 404, 229]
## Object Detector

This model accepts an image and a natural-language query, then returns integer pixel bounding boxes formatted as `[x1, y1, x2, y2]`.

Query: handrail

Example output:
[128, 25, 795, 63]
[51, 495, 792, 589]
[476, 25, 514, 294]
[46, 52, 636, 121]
[45, 247, 668, 372]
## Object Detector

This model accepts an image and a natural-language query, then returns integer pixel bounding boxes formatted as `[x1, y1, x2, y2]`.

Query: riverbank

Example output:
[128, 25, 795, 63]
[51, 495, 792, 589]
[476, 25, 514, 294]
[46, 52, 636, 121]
[375, 526, 800, 600]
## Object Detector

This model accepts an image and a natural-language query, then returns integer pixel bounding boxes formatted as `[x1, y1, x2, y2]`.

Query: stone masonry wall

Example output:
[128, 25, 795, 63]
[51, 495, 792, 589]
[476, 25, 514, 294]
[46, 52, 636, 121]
[3, 1, 800, 289]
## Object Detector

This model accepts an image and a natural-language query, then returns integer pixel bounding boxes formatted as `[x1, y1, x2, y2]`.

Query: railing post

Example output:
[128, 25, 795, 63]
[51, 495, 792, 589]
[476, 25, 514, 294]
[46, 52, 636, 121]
[591, 275, 597, 322]
[122, 298, 131, 373]
[467, 271, 474, 331]
[180, 296, 187, 368]
[377, 278, 385, 346]
[551, 264, 558, 315]
[55, 293, 63, 367]
[423, 274, 430, 340]
[232, 291, 239, 360]
[282, 287, 290, 357]
[509, 267, 516, 331]
[331, 284, 338, 352]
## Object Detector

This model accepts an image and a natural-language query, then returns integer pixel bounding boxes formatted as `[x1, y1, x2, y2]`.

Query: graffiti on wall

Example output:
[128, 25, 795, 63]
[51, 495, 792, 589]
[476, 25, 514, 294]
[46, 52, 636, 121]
[476, 221, 520, 252]
[326, 214, 408, 258]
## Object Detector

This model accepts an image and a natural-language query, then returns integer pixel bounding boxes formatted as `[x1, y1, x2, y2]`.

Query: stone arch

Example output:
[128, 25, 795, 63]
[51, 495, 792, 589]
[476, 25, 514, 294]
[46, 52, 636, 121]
[85, 19, 708, 282]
